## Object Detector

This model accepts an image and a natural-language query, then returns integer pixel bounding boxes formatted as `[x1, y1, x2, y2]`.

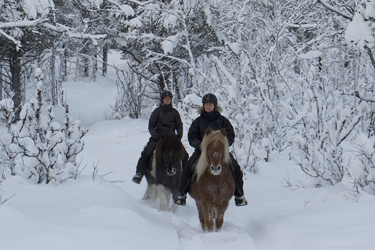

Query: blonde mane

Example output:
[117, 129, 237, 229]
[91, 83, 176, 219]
[195, 129, 230, 180]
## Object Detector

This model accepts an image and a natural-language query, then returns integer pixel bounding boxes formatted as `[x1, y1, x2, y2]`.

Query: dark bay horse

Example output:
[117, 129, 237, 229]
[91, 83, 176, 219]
[144, 134, 186, 211]
[189, 127, 235, 232]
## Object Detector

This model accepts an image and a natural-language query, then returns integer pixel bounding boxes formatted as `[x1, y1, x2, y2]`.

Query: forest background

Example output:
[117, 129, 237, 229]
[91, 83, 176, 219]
[2, 0, 375, 197]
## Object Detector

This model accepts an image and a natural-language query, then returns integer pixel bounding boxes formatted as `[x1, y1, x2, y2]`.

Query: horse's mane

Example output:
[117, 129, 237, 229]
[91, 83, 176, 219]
[196, 129, 230, 180]
[155, 134, 185, 164]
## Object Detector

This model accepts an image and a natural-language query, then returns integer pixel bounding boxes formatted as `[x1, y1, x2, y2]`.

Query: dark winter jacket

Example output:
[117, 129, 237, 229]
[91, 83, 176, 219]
[188, 106, 235, 150]
[148, 104, 183, 141]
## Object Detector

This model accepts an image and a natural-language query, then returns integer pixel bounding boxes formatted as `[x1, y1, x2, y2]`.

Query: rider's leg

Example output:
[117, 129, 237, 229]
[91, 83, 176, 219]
[132, 149, 148, 184]
[229, 153, 248, 206]
[132, 139, 157, 184]
[175, 150, 200, 206]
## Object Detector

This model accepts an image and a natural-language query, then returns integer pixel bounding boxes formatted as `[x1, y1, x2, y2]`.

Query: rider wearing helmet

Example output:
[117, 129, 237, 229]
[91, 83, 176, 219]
[174, 93, 248, 206]
[132, 90, 187, 184]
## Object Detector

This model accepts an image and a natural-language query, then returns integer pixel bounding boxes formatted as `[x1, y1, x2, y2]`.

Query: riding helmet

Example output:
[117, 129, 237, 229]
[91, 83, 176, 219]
[161, 90, 173, 98]
[202, 93, 218, 106]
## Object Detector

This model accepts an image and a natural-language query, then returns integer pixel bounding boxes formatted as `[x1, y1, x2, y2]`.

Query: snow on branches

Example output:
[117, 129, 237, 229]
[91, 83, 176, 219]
[345, 0, 375, 50]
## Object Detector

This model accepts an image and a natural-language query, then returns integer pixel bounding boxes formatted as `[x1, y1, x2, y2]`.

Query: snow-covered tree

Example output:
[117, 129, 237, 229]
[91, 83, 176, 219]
[115, 0, 222, 102]
[0, 68, 87, 184]
[0, 0, 107, 119]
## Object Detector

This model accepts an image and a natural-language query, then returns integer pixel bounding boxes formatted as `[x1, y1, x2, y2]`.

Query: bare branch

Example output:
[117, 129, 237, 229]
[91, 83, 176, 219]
[365, 45, 375, 71]
[0, 193, 16, 204]
[337, 115, 362, 146]
[342, 91, 375, 103]
[102, 171, 113, 177]
[317, 0, 353, 20]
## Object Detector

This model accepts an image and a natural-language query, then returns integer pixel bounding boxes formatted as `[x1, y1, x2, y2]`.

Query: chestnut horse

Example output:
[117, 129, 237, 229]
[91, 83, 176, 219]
[144, 134, 186, 211]
[189, 127, 235, 232]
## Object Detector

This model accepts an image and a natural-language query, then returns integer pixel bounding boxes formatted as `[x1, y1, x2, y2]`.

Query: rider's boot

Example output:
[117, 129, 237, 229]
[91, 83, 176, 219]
[175, 193, 186, 206]
[132, 173, 143, 184]
[235, 196, 248, 206]
[174, 176, 191, 206]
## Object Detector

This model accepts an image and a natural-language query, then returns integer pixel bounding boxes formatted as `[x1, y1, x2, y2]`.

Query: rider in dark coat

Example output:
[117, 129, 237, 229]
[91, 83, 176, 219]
[132, 90, 186, 184]
[174, 93, 248, 206]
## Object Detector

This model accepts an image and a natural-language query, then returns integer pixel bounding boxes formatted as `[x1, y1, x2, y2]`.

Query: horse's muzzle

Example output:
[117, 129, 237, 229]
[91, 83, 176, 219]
[167, 167, 177, 176]
[210, 164, 222, 175]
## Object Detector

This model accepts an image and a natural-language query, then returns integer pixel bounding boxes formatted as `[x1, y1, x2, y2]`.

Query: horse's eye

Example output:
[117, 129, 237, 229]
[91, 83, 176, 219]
[207, 147, 210, 150]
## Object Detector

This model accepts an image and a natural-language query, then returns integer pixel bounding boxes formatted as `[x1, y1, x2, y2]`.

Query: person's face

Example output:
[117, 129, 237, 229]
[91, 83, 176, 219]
[163, 96, 172, 105]
[204, 102, 214, 112]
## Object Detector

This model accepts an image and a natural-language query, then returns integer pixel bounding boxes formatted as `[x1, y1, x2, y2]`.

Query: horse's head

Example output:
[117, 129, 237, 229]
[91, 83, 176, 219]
[155, 134, 185, 177]
[162, 154, 179, 176]
[196, 127, 230, 178]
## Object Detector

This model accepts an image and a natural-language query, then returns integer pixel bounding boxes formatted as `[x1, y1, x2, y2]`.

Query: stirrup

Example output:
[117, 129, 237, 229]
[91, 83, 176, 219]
[132, 173, 143, 184]
[235, 196, 248, 206]
[175, 194, 186, 206]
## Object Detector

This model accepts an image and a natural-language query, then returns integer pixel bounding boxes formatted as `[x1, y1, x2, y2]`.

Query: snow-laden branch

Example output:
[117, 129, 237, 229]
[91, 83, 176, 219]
[67, 32, 107, 40]
[211, 55, 237, 89]
[146, 50, 217, 89]
[42, 22, 69, 32]
[343, 91, 375, 103]
[287, 24, 318, 29]
[1, 19, 105, 48]
[0, 30, 21, 48]
[317, 0, 352, 21]
[42, 23, 107, 40]
[0, 18, 48, 28]
[0, 18, 47, 47]
[125, 0, 155, 6]
[106, 0, 135, 17]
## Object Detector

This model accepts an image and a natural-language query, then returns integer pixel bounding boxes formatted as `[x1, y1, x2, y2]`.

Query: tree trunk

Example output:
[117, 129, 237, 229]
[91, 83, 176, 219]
[93, 54, 97, 81]
[103, 43, 108, 76]
[62, 44, 67, 81]
[0, 63, 3, 101]
[84, 56, 89, 77]
[51, 47, 58, 105]
[9, 47, 23, 122]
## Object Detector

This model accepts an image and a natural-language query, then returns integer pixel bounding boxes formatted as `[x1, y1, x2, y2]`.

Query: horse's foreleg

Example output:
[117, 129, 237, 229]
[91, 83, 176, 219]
[215, 211, 224, 231]
[144, 183, 156, 200]
[202, 204, 215, 232]
[215, 201, 230, 231]
[164, 187, 174, 211]
[196, 203, 206, 231]
[156, 184, 171, 211]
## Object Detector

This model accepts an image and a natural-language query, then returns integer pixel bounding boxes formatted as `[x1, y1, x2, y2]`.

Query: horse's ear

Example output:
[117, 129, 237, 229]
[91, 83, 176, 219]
[220, 127, 226, 137]
[206, 127, 212, 135]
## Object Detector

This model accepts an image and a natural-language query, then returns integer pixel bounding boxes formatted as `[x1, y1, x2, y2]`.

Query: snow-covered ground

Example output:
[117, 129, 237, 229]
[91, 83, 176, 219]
[1, 51, 375, 250]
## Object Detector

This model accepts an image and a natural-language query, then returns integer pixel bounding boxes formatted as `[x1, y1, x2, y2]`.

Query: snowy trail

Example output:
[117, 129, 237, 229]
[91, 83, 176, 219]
[171, 208, 258, 250]
[77, 117, 260, 249]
